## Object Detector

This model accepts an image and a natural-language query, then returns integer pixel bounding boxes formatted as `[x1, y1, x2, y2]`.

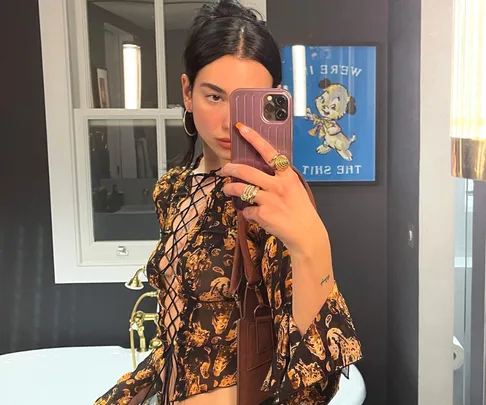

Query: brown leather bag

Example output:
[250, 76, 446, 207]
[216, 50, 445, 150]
[229, 169, 316, 405]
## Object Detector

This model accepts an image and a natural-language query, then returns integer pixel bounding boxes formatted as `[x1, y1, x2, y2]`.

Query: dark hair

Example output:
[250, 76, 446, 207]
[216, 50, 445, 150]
[180, 0, 282, 167]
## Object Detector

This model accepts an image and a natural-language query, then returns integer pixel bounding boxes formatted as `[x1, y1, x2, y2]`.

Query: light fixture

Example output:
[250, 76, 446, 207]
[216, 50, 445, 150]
[123, 42, 141, 109]
[450, 0, 486, 181]
[452, 138, 486, 181]
[291, 45, 307, 117]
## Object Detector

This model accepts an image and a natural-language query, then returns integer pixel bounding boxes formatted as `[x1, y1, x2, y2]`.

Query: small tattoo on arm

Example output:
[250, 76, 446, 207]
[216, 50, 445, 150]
[320, 275, 330, 286]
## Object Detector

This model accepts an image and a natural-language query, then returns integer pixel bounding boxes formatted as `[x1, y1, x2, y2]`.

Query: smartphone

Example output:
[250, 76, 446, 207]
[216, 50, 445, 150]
[229, 88, 293, 211]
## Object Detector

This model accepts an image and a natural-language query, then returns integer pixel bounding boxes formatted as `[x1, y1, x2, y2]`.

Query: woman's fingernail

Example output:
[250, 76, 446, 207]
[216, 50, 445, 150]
[235, 122, 249, 134]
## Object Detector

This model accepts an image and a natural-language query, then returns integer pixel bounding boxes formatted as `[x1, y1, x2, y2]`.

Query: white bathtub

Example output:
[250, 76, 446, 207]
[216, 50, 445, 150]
[0, 346, 366, 404]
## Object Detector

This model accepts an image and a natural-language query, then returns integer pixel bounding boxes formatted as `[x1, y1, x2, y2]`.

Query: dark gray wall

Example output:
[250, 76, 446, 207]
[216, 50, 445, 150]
[267, 1, 388, 404]
[386, 0, 421, 404]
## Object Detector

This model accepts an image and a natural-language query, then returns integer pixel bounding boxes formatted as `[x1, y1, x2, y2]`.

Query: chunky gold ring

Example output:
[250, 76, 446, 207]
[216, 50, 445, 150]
[269, 153, 290, 171]
[240, 184, 259, 204]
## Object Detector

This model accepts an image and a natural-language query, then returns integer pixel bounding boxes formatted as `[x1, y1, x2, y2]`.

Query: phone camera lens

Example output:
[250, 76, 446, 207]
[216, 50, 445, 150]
[276, 108, 287, 121]
[275, 96, 287, 107]
[264, 102, 275, 113]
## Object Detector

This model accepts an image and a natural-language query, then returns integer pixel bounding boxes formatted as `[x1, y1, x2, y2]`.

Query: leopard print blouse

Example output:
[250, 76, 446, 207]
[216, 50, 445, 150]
[93, 160, 363, 405]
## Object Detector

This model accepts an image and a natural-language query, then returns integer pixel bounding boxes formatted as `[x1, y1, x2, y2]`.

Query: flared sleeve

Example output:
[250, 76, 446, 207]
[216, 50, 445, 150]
[92, 347, 166, 405]
[258, 234, 364, 404]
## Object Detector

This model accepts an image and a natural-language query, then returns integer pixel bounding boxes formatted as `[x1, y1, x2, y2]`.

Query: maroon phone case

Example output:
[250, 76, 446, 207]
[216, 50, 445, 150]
[230, 88, 293, 211]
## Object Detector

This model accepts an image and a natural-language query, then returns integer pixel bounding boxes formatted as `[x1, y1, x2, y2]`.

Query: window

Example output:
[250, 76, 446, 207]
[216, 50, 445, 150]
[38, 0, 266, 283]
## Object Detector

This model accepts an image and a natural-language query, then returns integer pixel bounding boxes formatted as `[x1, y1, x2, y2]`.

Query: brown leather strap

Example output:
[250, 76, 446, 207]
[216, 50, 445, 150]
[229, 229, 243, 295]
[229, 167, 316, 293]
[229, 210, 258, 294]
[237, 211, 261, 286]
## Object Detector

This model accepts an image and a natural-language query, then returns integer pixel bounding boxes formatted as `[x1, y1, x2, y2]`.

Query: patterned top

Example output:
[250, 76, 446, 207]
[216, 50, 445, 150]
[93, 159, 363, 405]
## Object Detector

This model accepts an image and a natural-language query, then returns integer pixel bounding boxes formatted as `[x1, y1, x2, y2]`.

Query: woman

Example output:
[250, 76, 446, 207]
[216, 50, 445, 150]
[94, 1, 363, 404]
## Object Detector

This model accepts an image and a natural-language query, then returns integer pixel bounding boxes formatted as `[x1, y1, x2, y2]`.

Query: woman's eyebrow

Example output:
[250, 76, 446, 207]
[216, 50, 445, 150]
[199, 82, 227, 95]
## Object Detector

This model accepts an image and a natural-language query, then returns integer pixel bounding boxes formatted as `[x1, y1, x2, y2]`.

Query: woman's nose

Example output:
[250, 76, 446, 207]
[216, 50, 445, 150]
[222, 109, 230, 130]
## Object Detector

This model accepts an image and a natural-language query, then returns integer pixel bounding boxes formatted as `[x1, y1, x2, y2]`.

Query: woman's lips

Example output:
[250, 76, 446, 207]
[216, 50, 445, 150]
[217, 138, 231, 149]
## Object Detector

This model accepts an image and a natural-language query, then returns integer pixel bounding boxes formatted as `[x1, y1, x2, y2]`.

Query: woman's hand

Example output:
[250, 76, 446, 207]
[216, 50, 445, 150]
[221, 122, 329, 258]
[222, 122, 336, 333]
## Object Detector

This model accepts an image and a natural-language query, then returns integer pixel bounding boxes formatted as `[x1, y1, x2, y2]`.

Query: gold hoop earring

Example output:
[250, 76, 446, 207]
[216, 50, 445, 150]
[183, 110, 197, 137]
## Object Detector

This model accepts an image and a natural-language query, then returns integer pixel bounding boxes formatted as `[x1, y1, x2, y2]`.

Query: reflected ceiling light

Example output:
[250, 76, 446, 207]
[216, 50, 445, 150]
[123, 42, 141, 109]
[291, 45, 307, 117]
[450, 0, 486, 181]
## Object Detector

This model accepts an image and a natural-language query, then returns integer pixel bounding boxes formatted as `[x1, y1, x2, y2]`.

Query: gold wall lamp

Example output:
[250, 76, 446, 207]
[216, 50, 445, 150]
[450, 0, 485, 181]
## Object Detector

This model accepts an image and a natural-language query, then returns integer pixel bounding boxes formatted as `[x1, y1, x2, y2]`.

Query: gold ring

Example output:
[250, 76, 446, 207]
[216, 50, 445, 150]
[240, 184, 259, 204]
[269, 153, 290, 171]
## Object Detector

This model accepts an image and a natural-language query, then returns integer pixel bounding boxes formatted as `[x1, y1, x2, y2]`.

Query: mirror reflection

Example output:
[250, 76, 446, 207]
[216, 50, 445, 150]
[89, 119, 159, 241]
[87, 0, 217, 109]
[87, 0, 158, 108]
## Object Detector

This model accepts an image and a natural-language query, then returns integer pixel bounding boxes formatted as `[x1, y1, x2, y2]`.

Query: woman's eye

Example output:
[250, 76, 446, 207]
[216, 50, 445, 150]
[207, 94, 222, 103]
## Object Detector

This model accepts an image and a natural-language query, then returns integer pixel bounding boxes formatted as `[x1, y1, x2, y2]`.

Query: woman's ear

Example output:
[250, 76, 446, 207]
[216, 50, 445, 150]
[181, 74, 193, 111]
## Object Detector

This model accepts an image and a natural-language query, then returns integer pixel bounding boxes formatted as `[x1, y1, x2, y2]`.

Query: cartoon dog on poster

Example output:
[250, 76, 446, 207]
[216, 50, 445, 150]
[305, 79, 357, 161]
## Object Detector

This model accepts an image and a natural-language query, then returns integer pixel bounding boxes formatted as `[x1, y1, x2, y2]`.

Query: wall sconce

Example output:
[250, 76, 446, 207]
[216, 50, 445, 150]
[450, 0, 486, 181]
[291, 45, 307, 117]
[123, 42, 141, 109]
[452, 137, 486, 181]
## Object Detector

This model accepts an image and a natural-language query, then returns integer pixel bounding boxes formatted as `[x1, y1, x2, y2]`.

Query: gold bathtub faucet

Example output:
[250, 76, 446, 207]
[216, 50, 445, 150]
[126, 266, 162, 368]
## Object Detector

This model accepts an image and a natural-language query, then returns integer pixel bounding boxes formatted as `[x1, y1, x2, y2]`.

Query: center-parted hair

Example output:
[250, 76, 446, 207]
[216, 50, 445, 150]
[180, 0, 282, 167]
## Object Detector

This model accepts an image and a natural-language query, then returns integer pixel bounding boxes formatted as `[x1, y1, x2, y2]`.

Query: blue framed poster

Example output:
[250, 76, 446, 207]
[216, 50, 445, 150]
[282, 45, 377, 183]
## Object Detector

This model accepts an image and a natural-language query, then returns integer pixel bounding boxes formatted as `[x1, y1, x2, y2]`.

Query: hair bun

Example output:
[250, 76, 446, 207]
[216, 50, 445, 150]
[194, 0, 261, 26]
[214, 0, 259, 21]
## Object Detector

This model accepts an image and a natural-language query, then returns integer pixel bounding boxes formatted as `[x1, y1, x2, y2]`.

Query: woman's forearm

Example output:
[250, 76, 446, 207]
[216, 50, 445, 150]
[290, 227, 335, 334]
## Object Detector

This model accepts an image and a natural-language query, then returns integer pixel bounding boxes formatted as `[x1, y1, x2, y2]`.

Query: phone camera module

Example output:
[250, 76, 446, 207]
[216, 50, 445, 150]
[263, 94, 288, 121]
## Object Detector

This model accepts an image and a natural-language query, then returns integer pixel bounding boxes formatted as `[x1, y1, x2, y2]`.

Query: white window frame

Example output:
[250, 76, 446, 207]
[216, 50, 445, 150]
[37, 0, 266, 284]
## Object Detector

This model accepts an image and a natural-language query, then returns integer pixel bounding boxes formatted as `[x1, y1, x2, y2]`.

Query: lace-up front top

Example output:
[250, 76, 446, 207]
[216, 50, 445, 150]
[147, 161, 241, 403]
[94, 156, 363, 405]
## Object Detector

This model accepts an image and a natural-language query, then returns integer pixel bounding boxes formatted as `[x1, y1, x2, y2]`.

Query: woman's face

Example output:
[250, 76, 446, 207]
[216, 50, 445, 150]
[181, 55, 274, 164]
